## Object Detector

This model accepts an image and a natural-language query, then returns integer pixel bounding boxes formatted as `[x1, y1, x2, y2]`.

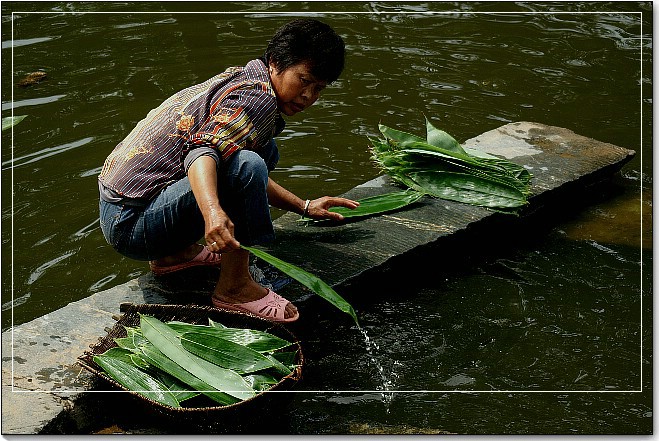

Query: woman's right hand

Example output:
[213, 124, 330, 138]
[204, 208, 241, 253]
[187, 156, 241, 254]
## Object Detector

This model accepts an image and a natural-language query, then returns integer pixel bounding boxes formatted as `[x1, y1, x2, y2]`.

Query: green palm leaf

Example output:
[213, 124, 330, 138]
[409, 170, 528, 208]
[180, 332, 278, 374]
[241, 245, 358, 325]
[166, 321, 293, 353]
[329, 189, 424, 219]
[425, 117, 466, 154]
[138, 343, 240, 405]
[140, 314, 255, 401]
[93, 352, 181, 408]
[301, 190, 424, 223]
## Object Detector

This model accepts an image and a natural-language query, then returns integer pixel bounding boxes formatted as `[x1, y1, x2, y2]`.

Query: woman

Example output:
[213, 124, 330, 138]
[98, 19, 359, 323]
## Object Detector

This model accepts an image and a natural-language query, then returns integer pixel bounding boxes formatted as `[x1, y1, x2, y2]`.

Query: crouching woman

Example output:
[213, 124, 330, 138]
[98, 19, 358, 323]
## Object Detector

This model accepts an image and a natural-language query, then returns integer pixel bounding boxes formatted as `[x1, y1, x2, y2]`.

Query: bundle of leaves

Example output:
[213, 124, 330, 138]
[93, 315, 299, 408]
[369, 119, 533, 213]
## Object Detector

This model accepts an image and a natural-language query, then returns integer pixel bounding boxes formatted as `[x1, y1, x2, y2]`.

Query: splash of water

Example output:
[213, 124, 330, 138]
[359, 326, 401, 413]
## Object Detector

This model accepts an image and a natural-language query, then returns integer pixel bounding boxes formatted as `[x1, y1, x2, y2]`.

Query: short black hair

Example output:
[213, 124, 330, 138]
[264, 19, 345, 84]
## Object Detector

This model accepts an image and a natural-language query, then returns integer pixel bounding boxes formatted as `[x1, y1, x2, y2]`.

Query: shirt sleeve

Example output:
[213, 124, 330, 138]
[183, 146, 220, 174]
[184, 82, 276, 163]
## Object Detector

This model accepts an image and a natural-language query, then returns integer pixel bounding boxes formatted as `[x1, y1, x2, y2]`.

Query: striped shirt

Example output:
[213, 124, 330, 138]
[98, 59, 284, 202]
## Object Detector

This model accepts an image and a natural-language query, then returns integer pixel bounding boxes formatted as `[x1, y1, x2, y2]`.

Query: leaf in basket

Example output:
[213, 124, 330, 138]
[264, 354, 292, 376]
[114, 326, 147, 351]
[208, 318, 226, 328]
[100, 347, 135, 363]
[150, 369, 201, 403]
[270, 350, 298, 370]
[241, 245, 359, 325]
[180, 332, 277, 374]
[104, 336, 200, 401]
[114, 337, 138, 351]
[244, 373, 280, 391]
[93, 353, 180, 408]
[166, 321, 293, 353]
[98, 346, 150, 370]
[138, 344, 240, 406]
[140, 314, 255, 401]
[129, 353, 150, 370]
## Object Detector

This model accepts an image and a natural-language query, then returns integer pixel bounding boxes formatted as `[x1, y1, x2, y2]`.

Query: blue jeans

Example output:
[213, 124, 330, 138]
[99, 145, 279, 261]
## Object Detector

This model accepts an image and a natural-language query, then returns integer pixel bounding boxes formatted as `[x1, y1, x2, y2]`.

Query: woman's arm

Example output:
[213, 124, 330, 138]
[267, 177, 360, 221]
[187, 156, 241, 252]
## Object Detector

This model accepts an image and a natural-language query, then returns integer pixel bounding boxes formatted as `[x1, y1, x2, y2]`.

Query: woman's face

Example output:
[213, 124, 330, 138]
[268, 61, 327, 116]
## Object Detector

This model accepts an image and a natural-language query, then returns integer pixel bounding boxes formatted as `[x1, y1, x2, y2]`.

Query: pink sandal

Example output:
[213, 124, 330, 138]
[211, 289, 300, 323]
[149, 246, 221, 275]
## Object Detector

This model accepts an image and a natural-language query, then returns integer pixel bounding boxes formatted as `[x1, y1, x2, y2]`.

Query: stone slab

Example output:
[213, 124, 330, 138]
[1, 279, 168, 434]
[0, 122, 635, 434]
[265, 121, 635, 291]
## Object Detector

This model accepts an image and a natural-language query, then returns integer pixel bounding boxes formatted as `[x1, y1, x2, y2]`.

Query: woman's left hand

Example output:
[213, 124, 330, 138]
[307, 196, 360, 221]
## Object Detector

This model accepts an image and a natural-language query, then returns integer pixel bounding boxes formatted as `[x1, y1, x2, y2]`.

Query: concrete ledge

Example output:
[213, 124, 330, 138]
[1, 122, 635, 434]
[264, 122, 635, 291]
[1, 280, 170, 434]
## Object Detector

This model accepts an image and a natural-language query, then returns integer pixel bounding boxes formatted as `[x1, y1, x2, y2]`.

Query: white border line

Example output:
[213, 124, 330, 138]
[8, 8, 645, 396]
[638, 6, 644, 395]
[10, 7, 15, 396]
[9, 388, 644, 394]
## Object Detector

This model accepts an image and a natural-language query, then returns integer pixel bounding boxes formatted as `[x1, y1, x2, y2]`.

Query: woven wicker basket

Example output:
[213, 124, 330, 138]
[77, 303, 303, 420]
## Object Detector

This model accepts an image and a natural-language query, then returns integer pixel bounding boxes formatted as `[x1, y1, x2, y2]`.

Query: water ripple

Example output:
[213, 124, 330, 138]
[2, 137, 94, 170]
[2, 94, 66, 111]
[71, 218, 100, 240]
[27, 250, 77, 285]
[1, 36, 54, 49]
[89, 274, 118, 292]
[1, 291, 31, 312]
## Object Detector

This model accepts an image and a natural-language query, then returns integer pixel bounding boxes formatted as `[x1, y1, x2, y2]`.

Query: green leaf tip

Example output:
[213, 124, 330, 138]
[241, 245, 359, 326]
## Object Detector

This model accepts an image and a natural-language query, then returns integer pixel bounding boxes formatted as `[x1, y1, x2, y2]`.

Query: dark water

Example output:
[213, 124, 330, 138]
[1, 2, 652, 435]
